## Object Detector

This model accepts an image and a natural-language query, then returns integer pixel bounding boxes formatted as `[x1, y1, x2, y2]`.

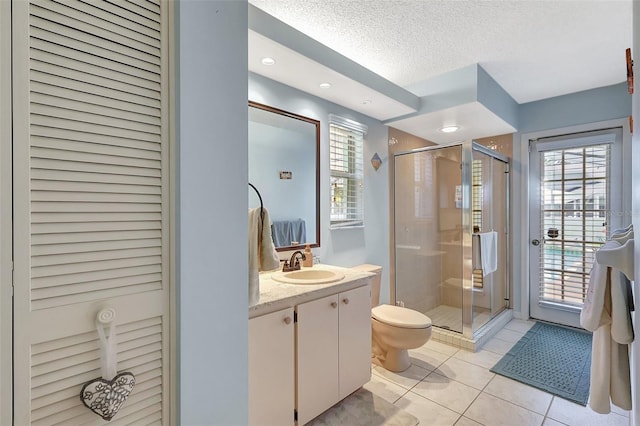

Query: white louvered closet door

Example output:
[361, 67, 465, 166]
[12, 0, 173, 424]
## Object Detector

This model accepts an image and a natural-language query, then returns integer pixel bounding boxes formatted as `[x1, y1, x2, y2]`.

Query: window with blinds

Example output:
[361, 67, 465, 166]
[472, 159, 484, 289]
[538, 144, 610, 307]
[329, 116, 366, 229]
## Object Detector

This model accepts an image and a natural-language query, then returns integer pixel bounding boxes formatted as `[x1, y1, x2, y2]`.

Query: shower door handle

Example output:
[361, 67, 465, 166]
[531, 239, 540, 246]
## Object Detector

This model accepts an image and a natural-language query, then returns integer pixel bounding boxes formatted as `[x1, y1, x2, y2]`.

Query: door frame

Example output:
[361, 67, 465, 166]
[0, 1, 12, 423]
[516, 118, 632, 322]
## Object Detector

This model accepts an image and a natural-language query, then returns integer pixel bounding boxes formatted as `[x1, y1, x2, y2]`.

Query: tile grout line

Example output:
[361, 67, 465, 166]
[542, 396, 559, 425]
[480, 377, 553, 420]
[388, 348, 476, 419]
[449, 353, 550, 423]
[399, 386, 476, 420]
[458, 373, 492, 425]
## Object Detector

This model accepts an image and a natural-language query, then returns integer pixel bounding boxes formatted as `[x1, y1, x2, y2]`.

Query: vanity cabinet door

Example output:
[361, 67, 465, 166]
[296, 294, 340, 425]
[249, 307, 295, 426]
[338, 285, 372, 400]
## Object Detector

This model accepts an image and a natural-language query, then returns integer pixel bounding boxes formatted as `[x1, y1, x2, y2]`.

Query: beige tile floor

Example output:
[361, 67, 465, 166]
[363, 319, 631, 426]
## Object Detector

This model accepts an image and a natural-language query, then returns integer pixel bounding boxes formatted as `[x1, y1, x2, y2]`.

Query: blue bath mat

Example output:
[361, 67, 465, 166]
[490, 321, 592, 406]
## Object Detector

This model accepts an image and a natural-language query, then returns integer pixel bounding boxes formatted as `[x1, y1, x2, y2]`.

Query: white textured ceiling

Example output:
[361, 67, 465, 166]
[249, 0, 632, 142]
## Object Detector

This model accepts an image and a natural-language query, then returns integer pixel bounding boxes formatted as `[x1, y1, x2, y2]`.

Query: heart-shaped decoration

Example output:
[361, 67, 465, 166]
[80, 372, 136, 421]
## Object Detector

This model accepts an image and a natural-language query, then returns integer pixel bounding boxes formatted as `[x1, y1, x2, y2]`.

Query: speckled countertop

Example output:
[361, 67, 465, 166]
[249, 264, 374, 319]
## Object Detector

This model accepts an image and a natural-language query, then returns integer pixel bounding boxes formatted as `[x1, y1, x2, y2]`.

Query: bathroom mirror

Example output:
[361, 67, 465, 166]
[248, 101, 320, 251]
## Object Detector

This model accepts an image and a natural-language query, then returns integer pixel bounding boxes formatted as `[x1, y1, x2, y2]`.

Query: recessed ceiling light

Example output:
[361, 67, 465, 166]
[440, 126, 459, 133]
[319, 82, 331, 89]
[261, 57, 276, 66]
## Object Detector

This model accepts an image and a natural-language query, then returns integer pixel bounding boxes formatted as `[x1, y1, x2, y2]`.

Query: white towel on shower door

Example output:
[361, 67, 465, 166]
[479, 231, 497, 276]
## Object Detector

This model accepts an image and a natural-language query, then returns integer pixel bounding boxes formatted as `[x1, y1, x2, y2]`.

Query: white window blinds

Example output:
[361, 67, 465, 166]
[329, 116, 366, 229]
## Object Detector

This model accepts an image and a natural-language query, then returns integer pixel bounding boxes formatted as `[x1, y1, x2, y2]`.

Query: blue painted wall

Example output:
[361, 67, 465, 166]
[518, 82, 631, 133]
[177, 1, 248, 424]
[477, 65, 519, 129]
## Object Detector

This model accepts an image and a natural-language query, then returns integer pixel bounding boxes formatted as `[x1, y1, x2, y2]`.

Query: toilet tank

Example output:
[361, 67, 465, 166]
[352, 264, 382, 308]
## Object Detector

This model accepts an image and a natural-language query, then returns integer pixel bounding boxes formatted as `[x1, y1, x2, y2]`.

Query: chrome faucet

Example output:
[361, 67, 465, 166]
[282, 250, 306, 272]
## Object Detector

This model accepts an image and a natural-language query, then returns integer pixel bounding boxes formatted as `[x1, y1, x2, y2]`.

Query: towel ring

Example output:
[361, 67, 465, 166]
[249, 182, 265, 241]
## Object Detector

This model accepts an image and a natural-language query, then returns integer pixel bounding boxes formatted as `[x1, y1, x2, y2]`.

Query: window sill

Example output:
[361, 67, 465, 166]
[329, 225, 364, 231]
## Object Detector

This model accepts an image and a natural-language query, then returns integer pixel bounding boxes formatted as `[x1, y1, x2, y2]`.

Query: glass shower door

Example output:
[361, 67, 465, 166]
[471, 146, 509, 332]
[394, 145, 465, 333]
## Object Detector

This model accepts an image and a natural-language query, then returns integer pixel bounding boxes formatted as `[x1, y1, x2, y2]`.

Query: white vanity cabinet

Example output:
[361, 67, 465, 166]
[337, 285, 373, 400]
[296, 285, 371, 425]
[249, 307, 295, 426]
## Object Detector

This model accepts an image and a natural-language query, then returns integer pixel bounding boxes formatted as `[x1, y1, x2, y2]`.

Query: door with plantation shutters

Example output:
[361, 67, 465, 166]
[529, 129, 622, 327]
[12, 0, 173, 424]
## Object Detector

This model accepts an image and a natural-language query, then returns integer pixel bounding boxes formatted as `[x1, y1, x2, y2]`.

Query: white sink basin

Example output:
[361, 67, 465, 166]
[272, 269, 345, 284]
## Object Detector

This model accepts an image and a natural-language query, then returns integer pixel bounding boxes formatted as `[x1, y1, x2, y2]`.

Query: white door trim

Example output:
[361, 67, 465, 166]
[0, 1, 12, 423]
[516, 118, 632, 322]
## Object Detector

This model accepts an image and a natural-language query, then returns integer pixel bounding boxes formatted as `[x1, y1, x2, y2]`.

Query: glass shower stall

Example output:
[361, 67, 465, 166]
[393, 140, 510, 339]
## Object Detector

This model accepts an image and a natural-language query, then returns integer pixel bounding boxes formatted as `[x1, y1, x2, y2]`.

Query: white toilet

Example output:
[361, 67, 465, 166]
[354, 264, 432, 373]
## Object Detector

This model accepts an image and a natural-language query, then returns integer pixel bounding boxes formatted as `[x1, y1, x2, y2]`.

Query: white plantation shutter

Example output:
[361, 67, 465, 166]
[12, 0, 172, 424]
[329, 115, 366, 229]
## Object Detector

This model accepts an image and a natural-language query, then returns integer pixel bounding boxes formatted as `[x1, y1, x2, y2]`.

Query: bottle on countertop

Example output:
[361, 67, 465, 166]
[302, 244, 313, 267]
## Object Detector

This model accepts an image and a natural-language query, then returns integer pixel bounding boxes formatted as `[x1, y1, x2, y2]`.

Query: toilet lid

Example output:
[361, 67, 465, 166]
[372, 304, 432, 329]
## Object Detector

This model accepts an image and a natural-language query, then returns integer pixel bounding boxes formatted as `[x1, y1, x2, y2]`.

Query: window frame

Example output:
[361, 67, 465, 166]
[328, 115, 367, 229]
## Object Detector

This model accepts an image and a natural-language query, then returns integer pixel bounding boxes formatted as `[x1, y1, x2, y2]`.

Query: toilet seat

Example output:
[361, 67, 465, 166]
[372, 304, 431, 329]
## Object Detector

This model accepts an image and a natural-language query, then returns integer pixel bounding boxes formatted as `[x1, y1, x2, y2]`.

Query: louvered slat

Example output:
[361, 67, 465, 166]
[31, 7, 160, 58]
[31, 92, 162, 126]
[31, 180, 161, 195]
[32, 211, 162, 224]
[31, 264, 161, 290]
[33, 276, 162, 304]
[125, 0, 161, 15]
[31, 147, 161, 169]
[31, 59, 160, 101]
[31, 158, 162, 178]
[31, 39, 160, 85]
[30, 317, 162, 399]
[30, 69, 161, 110]
[31, 114, 161, 143]
[31, 80, 161, 119]
[31, 169, 161, 186]
[32, 246, 162, 267]
[32, 255, 161, 279]
[31, 124, 161, 152]
[31, 191, 161, 204]
[78, 0, 161, 30]
[31, 202, 161, 214]
[52, 0, 161, 40]
[104, 0, 160, 23]
[32, 103, 161, 135]
[31, 229, 161, 245]
[29, 12, 161, 68]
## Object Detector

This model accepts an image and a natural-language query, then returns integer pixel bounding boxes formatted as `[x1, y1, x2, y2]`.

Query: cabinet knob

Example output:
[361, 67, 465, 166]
[342, 298, 350, 305]
[330, 302, 338, 309]
[283, 316, 292, 325]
